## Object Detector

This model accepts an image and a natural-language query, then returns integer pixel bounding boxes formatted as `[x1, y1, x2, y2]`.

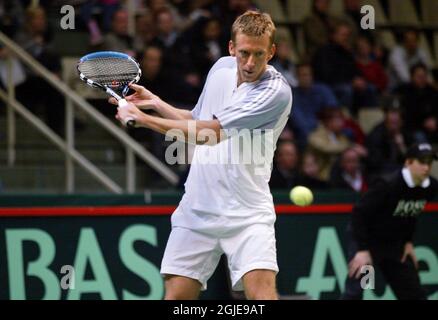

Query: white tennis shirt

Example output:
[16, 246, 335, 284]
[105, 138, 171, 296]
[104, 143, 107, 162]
[172, 56, 293, 232]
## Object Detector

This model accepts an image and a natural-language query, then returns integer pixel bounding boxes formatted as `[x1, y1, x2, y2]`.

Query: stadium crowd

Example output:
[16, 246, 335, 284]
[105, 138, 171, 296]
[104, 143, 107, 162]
[1, 0, 438, 191]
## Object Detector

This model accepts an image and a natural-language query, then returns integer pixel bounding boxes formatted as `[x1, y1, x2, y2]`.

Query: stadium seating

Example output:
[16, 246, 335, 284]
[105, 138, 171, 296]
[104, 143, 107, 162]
[360, 0, 388, 26]
[328, 0, 344, 16]
[253, 0, 287, 23]
[420, 0, 438, 27]
[286, 0, 312, 24]
[388, 0, 420, 26]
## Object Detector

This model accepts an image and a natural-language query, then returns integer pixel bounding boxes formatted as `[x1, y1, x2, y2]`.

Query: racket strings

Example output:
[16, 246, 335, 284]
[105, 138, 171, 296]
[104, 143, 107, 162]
[78, 57, 139, 86]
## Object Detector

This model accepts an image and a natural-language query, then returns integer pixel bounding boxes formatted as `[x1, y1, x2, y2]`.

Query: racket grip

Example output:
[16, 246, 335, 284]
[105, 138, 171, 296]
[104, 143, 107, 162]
[118, 99, 136, 128]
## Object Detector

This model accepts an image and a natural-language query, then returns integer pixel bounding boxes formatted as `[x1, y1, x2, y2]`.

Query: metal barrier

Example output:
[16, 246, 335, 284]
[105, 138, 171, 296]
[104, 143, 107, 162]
[0, 31, 179, 193]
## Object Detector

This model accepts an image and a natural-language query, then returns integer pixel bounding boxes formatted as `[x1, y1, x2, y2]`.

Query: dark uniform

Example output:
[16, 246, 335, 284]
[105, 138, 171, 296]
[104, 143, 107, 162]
[341, 144, 438, 300]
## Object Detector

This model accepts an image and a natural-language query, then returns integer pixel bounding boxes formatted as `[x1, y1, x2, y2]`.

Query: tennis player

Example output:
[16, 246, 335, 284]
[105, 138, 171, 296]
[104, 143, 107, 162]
[111, 11, 292, 300]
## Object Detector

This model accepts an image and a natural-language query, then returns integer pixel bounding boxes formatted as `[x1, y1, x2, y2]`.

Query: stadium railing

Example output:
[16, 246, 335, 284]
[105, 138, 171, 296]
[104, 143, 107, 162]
[0, 31, 179, 194]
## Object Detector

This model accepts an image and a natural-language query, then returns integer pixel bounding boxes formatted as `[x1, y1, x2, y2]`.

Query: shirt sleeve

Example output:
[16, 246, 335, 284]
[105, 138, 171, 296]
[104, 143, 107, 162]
[214, 74, 292, 134]
[191, 56, 237, 120]
[190, 88, 204, 120]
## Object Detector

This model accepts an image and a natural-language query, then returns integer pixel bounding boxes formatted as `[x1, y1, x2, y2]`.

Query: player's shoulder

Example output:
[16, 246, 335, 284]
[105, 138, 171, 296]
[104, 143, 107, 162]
[209, 56, 236, 74]
[258, 66, 292, 102]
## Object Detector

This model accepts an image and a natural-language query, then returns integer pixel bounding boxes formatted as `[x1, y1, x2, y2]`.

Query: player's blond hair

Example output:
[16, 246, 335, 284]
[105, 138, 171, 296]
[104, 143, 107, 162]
[231, 11, 276, 46]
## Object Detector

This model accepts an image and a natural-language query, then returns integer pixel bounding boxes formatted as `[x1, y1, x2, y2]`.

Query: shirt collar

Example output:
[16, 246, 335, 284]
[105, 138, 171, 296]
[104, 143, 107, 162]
[402, 167, 430, 188]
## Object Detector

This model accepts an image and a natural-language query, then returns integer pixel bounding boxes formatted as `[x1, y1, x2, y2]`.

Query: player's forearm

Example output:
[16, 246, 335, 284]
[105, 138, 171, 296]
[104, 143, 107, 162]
[138, 113, 223, 145]
[154, 97, 194, 120]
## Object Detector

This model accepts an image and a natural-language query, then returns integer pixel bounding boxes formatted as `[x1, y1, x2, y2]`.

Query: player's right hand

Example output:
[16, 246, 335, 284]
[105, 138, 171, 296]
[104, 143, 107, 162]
[108, 84, 158, 110]
[348, 250, 373, 279]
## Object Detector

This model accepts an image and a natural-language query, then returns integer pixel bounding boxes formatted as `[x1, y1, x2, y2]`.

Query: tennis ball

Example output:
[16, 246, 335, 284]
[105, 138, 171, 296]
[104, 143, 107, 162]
[290, 186, 313, 206]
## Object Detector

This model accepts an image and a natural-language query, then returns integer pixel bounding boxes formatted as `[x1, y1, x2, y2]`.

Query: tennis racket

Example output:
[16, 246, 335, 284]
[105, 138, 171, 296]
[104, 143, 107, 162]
[77, 51, 141, 127]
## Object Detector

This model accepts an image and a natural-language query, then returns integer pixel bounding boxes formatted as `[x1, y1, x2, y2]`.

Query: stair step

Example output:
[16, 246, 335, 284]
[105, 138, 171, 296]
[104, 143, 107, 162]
[0, 165, 156, 193]
[0, 146, 125, 165]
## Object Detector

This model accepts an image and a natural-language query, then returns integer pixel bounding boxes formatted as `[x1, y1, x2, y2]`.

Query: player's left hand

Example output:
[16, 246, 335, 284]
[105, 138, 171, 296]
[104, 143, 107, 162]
[116, 101, 143, 127]
[401, 242, 419, 269]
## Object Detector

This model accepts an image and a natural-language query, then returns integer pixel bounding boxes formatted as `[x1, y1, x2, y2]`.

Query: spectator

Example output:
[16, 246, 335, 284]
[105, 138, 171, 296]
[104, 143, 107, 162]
[152, 7, 181, 49]
[355, 35, 388, 93]
[313, 22, 378, 116]
[0, 46, 26, 91]
[365, 106, 412, 178]
[395, 63, 438, 144]
[218, 0, 258, 47]
[0, 1, 24, 38]
[138, 45, 199, 106]
[388, 29, 432, 90]
[190, 17, 227, 80]
[138, 46, 172, 99]
[340, 0, 375, 44]
[271, 39, 298, 87]
[133, 11, 157, 53]
[14, 6, 64, 134]
[79, 0, 120, 45]
[102, 9, 135, 56]
[308, 108, 363, 181]
[147, 0, 185, 31]
[330, 147, 368, 193]
[298, 152, 330, 189]
[341, 112, 366, 145]
[303, 0, 341, 58]
[270, 141, 301, 189]
[289, 63, 338, 149]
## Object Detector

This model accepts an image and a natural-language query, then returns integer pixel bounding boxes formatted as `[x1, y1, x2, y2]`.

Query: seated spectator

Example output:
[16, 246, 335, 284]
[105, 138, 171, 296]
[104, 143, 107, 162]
[147, 0, 185, 31]
[133, 10, 157, 53]
[303, 0, 341, 58]
[289, 63, 338, 149]
[102, 9, 135, 56]
[388, 28, 432, 90]
[340, 0, 375, 44]
[365, 106, 412, 178]
[190, 17, 227, 80]
[270, 141, 301, 189]
[14, 6, 64, 134]
[297, 152, 330, 189]
[270, 39, 298, 87]
[313, 22, 378, 116]
[395, 63, 438, 144]
[79, 0, 120, 45]
[137, 45, 199, 106]
[308, 108, 365, 181]
[151, 6, 201, 93]
[152, 7, 181, 49]
[217, 0, 258, 47]
[0, 1, 24, 38]
[355, 35, 388, 93]
[330, 147, 368, 192]
[0, 45, 26, 91]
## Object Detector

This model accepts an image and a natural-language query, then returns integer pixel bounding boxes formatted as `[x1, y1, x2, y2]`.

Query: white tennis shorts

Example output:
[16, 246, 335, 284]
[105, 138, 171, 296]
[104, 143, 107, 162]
[160, 223, 278, 291]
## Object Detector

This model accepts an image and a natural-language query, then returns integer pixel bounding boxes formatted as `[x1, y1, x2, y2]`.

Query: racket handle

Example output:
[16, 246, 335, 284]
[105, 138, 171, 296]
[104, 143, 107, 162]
[118, 99, 136, 128]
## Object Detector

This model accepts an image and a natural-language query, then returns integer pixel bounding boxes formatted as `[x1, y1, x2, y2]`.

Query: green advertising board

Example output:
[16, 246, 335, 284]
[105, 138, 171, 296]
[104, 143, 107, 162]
[0, 192, 437, 300]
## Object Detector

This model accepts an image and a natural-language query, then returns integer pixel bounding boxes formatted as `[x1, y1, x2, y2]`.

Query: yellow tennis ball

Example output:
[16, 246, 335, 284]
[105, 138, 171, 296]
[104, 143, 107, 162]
[290, 186, 313, 206]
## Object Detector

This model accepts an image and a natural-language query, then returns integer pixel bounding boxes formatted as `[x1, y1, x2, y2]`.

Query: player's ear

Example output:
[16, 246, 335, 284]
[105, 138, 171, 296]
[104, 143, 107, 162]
[229, 40, 235, 56]
[268, 43, 276, 61]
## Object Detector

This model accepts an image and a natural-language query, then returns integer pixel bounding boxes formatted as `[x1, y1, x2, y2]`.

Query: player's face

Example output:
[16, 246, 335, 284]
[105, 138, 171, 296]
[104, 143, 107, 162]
[408, 158, 432, 183]
[229, 32, 275, 85]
